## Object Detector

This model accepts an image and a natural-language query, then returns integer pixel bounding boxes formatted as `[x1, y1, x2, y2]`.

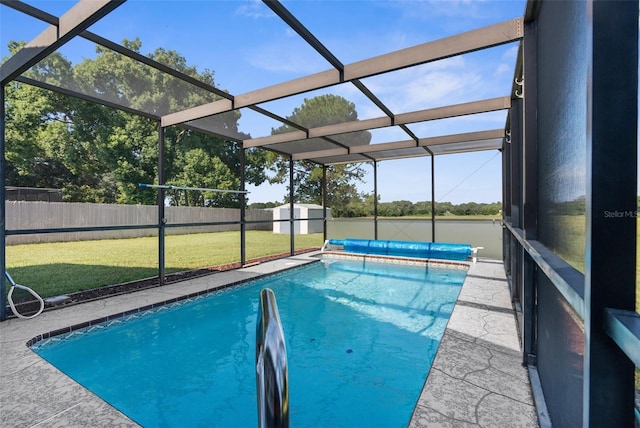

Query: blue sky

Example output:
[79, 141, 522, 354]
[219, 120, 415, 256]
[1, 0, 527, 204]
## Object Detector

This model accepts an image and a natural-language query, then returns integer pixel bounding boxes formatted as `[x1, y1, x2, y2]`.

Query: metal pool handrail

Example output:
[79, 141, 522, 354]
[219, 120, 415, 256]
[256, 288, 289, 428]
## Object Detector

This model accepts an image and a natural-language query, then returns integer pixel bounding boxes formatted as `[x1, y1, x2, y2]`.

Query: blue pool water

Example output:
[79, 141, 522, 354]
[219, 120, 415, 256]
[33, 259, 467, 427]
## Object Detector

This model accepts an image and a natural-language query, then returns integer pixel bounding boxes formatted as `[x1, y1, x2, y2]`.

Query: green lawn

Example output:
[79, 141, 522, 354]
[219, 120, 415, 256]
[366, 214, 501, 220]
[5, 222, 639, 389]
[6, 231, 323, 299]
[543, 215, 639, 312]
[5, 220, 638, 309]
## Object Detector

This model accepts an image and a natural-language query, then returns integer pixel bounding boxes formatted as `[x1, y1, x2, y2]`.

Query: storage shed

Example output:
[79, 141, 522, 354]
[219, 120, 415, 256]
[272, 204, 330, 235]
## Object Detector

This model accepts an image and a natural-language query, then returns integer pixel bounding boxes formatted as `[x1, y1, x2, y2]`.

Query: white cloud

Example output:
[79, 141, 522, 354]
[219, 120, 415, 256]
[361, 58, 486, 113]
[408, 110, 507, 138]
[495, 63, 511, 76]
[284, 28, 297, 38]
[379, 0, 492, 21]
[243, 43, 328, 74]
[235, 0, 274, 19]
[426, 0, 484, 17]
[502, 45, 519, 61]
[406, 70, 479, 107]
[494, 45, 518, 77]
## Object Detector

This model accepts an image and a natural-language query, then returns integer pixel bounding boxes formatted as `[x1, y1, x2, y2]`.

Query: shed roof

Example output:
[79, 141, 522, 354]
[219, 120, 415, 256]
[274, 203, 325, 210]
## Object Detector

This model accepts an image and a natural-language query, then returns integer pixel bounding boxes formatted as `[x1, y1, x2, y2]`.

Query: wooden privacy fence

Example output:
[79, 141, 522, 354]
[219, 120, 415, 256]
[6, 201, 273, 245]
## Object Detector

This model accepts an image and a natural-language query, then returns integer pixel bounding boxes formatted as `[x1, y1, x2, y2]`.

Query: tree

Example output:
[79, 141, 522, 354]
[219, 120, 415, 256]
[3, 41, 120, 201]
[249, 201, 279, 209]
[434, 201, 454, 216]
[376, 200, 415, 217]
[341, 192, 376, 217]
[451, 202, 479, 215]
[4, 80, 54, 186]
[479, 202, 501, 215]
[414, 201, 432, 215]
[169, 148, 239, 207]
[268, 95, 371, 215]
[73, 38, 257, 206]
[3, 38, 270, 206]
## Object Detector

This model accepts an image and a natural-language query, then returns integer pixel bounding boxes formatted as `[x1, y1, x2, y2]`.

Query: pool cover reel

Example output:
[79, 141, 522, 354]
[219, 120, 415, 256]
[328, 239, 472, 261]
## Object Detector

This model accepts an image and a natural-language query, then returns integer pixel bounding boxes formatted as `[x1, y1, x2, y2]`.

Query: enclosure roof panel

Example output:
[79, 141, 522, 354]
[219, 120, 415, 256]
[1, 0, 525, 165]
[288, 129, 505, 164]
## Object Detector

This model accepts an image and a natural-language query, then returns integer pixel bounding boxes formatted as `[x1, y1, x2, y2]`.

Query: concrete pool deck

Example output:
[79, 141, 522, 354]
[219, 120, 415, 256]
[0, 255, 541, 427]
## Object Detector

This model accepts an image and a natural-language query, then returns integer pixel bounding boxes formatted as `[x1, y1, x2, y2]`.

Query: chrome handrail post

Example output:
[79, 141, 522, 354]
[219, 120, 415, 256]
[256, 288, 289, 428]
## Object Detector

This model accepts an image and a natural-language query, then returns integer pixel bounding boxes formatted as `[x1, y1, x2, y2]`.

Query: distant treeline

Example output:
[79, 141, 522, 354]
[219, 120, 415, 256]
[375, 201, 502, 217]
[249, 200, 502, 217]
[246, 195, 640, 217]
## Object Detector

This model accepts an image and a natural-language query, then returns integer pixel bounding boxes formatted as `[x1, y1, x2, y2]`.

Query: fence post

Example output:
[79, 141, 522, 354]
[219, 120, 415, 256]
[157, 122, 165, 286]
[0, 84, 6, 321]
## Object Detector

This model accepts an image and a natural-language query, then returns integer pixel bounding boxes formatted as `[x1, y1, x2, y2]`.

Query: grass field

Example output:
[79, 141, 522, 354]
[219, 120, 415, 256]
[5, 220, 638, 309]
[6, 231, 323, 299]
[367, 214, 501, 220]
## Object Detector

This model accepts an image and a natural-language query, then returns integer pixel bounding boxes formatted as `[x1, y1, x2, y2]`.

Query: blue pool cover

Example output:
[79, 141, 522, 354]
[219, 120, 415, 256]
[328, 239, 472, 261]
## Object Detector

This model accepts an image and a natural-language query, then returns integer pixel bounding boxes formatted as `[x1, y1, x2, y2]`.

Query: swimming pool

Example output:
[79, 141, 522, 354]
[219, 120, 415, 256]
[32, 259, 467, 427]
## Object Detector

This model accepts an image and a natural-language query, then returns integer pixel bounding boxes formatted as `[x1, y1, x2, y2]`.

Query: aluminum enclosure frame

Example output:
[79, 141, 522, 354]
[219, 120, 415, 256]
[3, 1, 640, 426]
[502, 1, 639, 426]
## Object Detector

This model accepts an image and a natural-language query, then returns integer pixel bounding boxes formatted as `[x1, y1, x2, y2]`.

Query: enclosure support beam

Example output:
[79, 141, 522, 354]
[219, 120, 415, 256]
[0, 85, 6, 321]
[344, 18, 523, 80]
[509, 92, 522, 303]
[521, 20, 538, 363]
[430, 153, 435, 242]
[322, 165, 327, 242]
[240, 145, 246, 266]
[290, 129, 504, 161]
[289, 156, 294, 256]
[0, 0, 124, 85]
[502, 123, 511, 276]
[373, 161, 378, 240]
[584, 1, 637, 425]
[512, 93, 533, 362]
[162, 19, 522, 127]
[244, 100, 509, 149]
[157, 123, 165, 287]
